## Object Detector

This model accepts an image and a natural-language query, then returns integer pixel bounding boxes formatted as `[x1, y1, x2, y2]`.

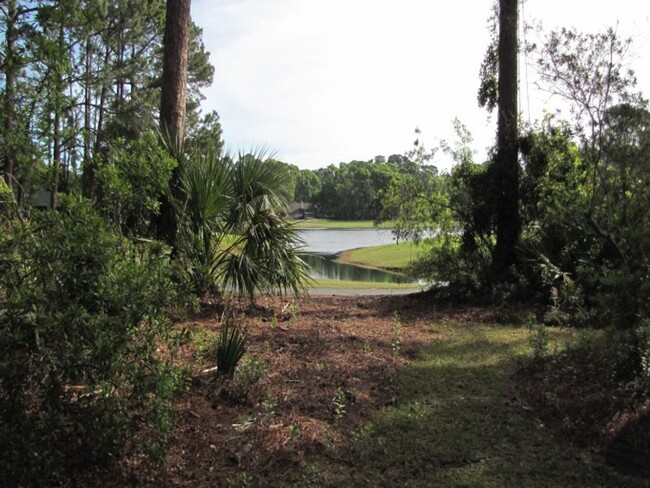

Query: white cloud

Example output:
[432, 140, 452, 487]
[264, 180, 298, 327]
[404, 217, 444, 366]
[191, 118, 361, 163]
[193, 0, 650, 170]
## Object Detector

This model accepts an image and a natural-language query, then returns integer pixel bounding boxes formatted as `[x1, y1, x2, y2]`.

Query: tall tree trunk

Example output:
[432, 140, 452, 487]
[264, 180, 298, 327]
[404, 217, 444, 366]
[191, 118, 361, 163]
[157, 0, 191, 245]
[160, 0, 191, 142]
[84, 37, 93, 174]
[51, 107, 61, 209]
[51, 25, 65, 210]
[492, 0, 519, 276]
[81, 35, 96, 197]
[3, 0, 17, 188]
[93, 42, 111, 157]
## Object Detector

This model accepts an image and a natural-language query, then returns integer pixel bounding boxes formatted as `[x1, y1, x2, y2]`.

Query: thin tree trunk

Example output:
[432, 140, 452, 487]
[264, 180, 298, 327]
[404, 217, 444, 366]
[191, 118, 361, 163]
[51, 25, 65, 210]
[93, 42, 111, 157]
[51, 108, 61, 209]
[3, 0, 17, 188]
[492, 0, 519, 276]
[84, 37, 93, 173]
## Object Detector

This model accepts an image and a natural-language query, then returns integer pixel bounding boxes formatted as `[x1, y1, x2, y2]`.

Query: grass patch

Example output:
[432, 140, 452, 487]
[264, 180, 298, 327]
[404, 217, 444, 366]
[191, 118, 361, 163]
[293, 219, 390, 229]
[332, 322, 645, 487]
[310, 278, 421, 290]
[337, 242, 420, 271]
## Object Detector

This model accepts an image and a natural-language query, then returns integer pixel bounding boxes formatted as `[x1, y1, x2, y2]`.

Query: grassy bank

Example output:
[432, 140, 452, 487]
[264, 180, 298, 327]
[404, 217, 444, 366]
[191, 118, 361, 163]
[337, 242, 420, 271]
[293, 218, 388, 229]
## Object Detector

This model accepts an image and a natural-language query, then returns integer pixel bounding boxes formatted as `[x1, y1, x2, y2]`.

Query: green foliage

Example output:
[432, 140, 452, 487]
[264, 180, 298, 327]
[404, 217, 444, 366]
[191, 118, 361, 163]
[521, 105, 650, 333]
[295, 169, 321, 202]
[477, 1, 499, 112]
[381, 122, 497, 294]
[1, 1, 215, 200]
[95, 132, 176, 236]
[176, 149, 310, 298]
[500, 25, 650, 394]
[0, 199, 185, 485]
[229, 354, 267, 401]
[209, 314, 248, 379]
[315, 158, 404, 220]
[332, 386, 348, 420]
[526, 315, 549, 359]
[0, 178, 19, 222]
[531, 27, 642, 152]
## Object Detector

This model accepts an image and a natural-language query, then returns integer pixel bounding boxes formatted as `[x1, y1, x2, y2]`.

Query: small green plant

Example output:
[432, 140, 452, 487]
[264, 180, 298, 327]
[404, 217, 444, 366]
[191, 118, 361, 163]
[289, 301, 300, 321]
[391, 311, 403, 357]
[332, 387, 348, 420]
[192, 328, 220, 357]
[270, 315, 278, 328]
[230, 354, 267, 400]
[240, 470, 253, 487]
[363, 341, 372, 354]
[300, 462, 323, 487]
[526, 314, 549, 359]
[262, 391, 278, 416]
[316, 361, 326, 371]
[209, 313, 247, 378]
[233, 416, 254, 432]
[635, 321, 650, 394]
[288, 424, 301, 440]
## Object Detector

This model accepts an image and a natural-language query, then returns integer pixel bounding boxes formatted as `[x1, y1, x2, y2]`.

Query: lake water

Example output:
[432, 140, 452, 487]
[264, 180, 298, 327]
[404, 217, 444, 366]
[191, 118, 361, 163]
[298, 228, 417, 284]
[298, 228, 396, 254]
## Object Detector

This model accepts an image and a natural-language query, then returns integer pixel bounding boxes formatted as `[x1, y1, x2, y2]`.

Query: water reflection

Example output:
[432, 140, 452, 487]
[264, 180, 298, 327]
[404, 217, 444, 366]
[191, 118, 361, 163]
[301, 253, 417, 284]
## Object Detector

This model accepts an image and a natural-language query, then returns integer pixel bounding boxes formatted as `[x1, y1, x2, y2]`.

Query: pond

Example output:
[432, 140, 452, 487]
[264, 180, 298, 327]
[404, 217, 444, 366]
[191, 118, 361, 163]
[298, 228, 418, 284]
[298, 228, 397, 254]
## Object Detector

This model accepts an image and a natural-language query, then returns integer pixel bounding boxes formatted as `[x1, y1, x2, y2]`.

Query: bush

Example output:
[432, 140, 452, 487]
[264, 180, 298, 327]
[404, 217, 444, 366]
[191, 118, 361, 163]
[0, 199, 185, 485]
[94, 132, 176, 236]
[206, 313, 248, 378]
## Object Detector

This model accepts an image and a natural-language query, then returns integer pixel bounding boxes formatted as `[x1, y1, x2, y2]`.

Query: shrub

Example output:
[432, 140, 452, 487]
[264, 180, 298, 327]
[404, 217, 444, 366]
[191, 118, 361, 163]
[0, 199, 184, 485]
[207, 313, 248, 379]
[229, 354, 267, 401]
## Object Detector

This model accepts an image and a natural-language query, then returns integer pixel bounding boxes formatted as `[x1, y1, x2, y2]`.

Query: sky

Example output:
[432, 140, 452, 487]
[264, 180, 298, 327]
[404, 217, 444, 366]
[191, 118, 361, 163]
[192, 0, 650, 171]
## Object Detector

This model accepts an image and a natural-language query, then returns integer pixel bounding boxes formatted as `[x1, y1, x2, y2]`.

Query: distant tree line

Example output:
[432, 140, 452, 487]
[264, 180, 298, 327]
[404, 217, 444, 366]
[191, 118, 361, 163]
[272, 154, 438, 220]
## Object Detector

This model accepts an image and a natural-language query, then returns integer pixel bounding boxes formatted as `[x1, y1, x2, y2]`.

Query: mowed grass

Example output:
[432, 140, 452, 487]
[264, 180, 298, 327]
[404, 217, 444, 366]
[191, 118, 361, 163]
[327, 322, 645, 487]
[338, 242, 420, 271]
[293, 218, 389, 229]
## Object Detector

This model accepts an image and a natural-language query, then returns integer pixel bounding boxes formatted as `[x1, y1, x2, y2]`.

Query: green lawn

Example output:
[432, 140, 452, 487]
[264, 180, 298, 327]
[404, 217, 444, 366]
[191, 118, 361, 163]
[337, 242, 420, 271]
[293, 218, 389, 229]
[327, 322, 644, 487]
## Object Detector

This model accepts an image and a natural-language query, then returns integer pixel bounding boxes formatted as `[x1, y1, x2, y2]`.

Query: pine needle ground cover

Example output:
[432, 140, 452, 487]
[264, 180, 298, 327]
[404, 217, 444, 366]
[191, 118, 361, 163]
[94, 295, 647, 487]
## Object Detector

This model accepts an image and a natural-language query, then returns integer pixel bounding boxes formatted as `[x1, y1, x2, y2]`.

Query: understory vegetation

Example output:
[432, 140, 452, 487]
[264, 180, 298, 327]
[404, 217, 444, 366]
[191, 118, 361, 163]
[1, 0, 649, 485]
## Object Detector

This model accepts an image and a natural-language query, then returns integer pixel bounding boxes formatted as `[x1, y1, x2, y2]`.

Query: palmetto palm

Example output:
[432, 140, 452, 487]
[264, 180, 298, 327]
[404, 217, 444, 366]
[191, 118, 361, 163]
[176, 149, 309, 299]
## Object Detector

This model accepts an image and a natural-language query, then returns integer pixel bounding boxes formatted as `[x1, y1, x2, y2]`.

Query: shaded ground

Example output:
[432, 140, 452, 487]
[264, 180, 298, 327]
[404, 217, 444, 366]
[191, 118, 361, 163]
[97, 294, 648, 487]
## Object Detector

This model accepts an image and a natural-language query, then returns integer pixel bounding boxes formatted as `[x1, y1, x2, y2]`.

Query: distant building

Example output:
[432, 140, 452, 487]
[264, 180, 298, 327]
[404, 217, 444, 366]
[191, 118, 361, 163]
[288, 201, 314, 219]
[31, 188, 56, 209]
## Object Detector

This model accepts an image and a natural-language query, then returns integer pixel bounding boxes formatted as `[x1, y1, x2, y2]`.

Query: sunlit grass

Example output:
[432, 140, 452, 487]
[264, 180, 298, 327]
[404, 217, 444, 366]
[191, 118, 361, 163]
[329, 323, 643, 487]
[337, 242, 420, 271]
